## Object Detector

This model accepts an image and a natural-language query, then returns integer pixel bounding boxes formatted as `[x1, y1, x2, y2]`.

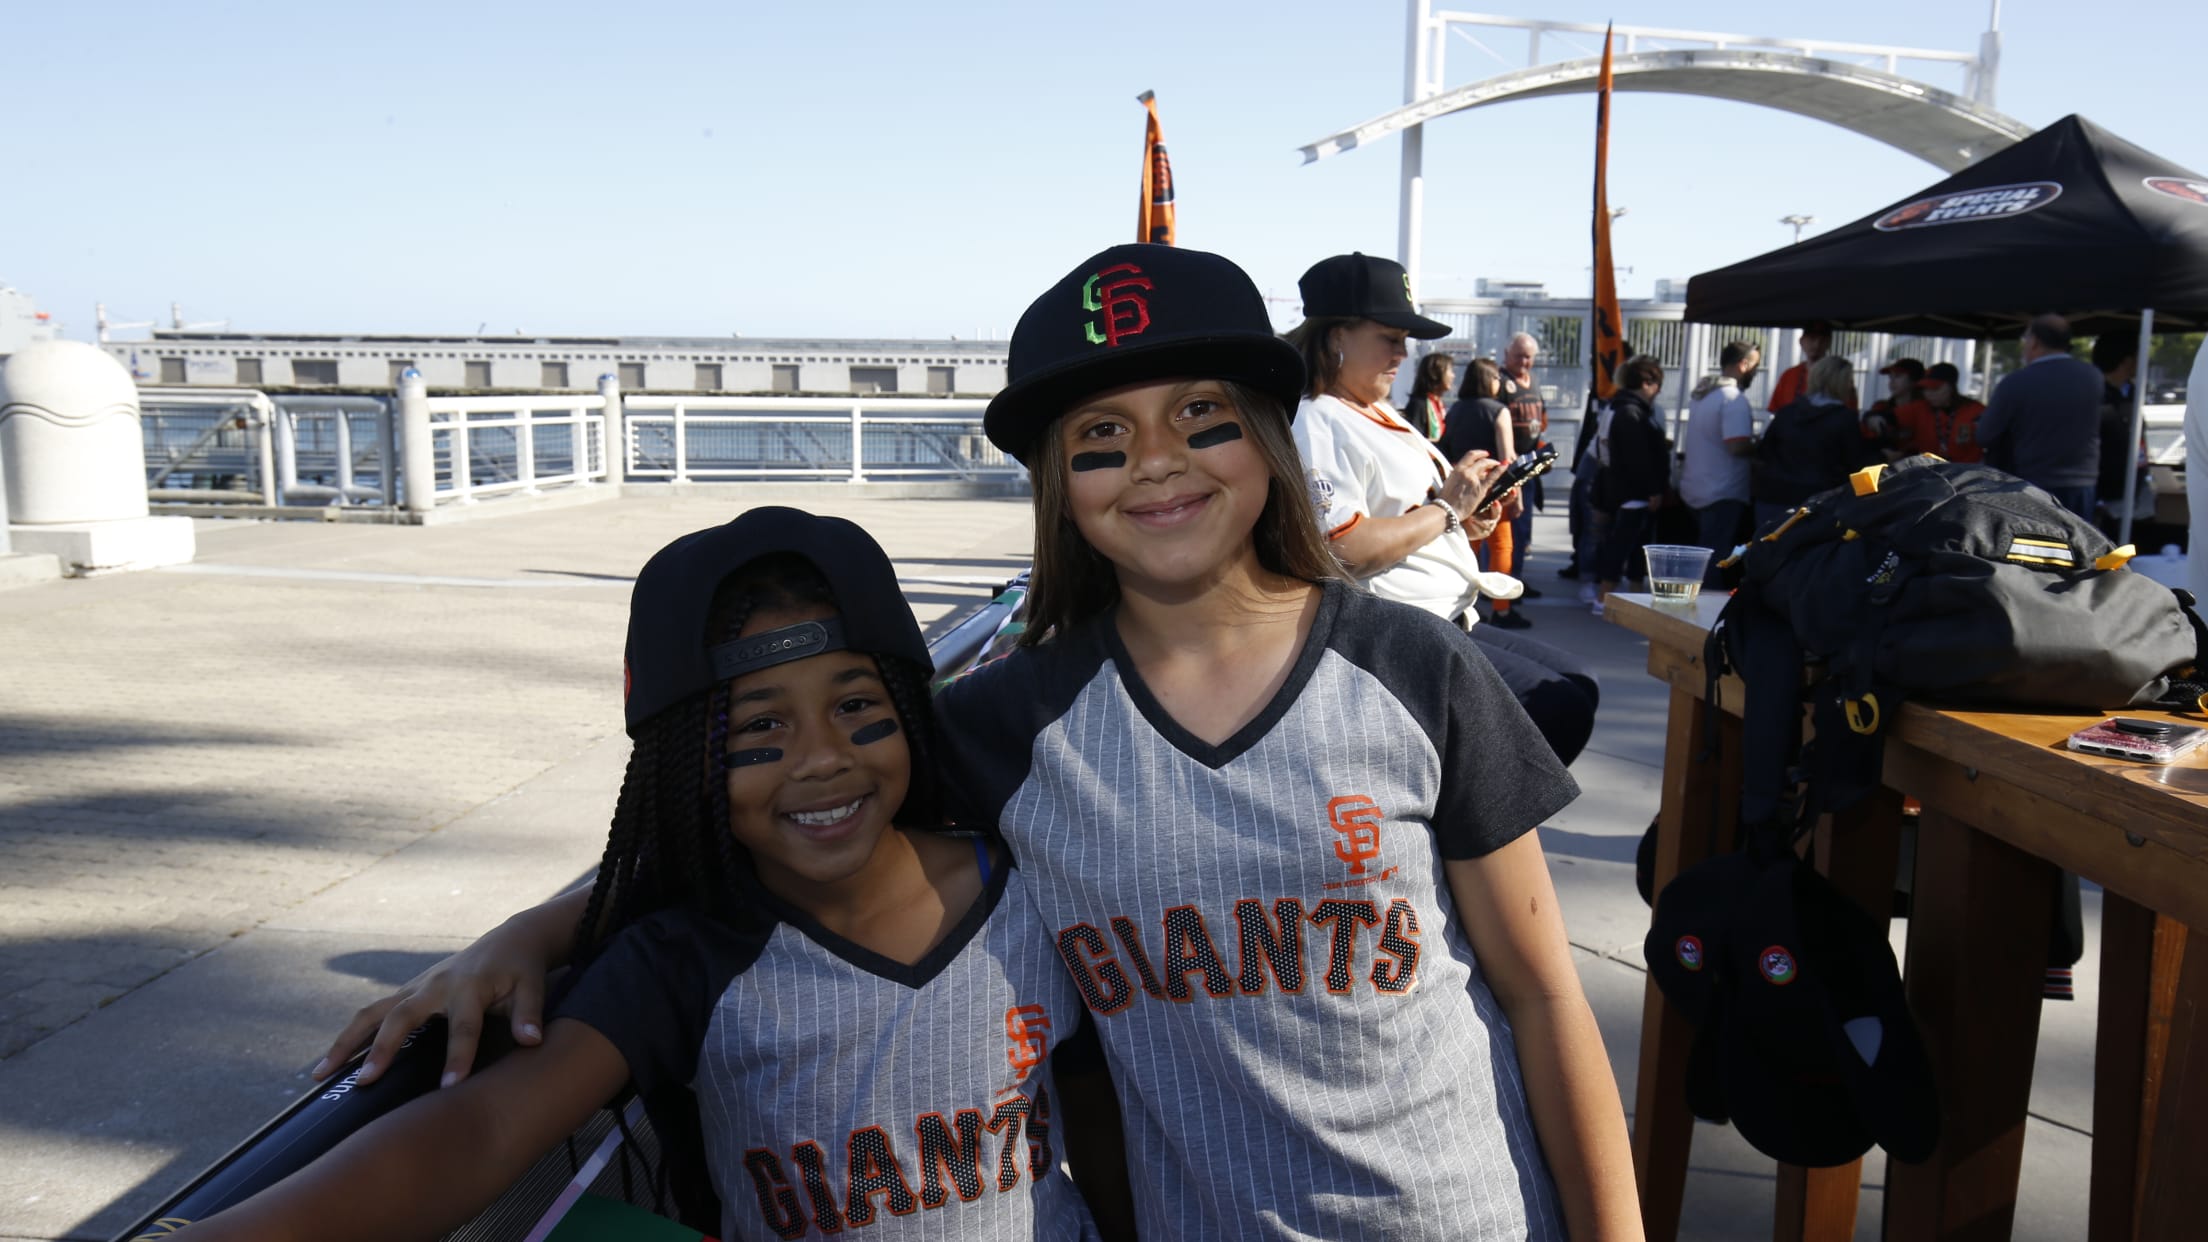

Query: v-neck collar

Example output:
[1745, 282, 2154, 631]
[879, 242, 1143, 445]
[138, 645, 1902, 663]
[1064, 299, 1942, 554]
[1324, 392, 1418, 434]
[1099, 579, 1342, 770]
[752, 841, 1011, 990]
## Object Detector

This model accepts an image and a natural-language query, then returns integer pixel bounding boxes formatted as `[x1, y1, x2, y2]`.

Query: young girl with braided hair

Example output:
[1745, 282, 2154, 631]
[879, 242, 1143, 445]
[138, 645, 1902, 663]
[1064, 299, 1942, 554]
[189, 508, 1113, 1241]
[323, 246, 1637, 1239]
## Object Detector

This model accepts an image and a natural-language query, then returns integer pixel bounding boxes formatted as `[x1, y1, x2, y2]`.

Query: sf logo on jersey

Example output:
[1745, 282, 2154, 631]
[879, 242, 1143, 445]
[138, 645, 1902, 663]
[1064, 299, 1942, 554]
[1322, 796, 1397, 892]
[1004, 1005, 1051, 1082]
[1328, 795, 1384, 875]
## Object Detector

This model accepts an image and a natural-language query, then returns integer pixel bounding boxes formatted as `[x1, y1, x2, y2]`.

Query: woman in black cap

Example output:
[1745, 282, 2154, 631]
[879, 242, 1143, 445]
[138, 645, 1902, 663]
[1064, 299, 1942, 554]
[1286, 252, 1601, 766]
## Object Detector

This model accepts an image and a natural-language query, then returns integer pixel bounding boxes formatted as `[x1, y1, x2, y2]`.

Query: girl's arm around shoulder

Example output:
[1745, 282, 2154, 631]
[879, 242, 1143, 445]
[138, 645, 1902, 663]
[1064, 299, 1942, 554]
[1445, 836, 1642, 1241]
[184, 1017, 632, 1241]
[315, 884, 593, 1089]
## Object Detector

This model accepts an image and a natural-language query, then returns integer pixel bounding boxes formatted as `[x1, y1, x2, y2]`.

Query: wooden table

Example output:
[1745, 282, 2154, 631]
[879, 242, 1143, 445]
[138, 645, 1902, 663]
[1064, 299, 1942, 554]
[1605, 593, 2208, 1242]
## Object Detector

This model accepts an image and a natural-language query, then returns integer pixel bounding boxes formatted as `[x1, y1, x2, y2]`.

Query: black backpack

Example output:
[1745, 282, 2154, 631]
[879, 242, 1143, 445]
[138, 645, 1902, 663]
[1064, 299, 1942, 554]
[1709, 453, 2204, 832]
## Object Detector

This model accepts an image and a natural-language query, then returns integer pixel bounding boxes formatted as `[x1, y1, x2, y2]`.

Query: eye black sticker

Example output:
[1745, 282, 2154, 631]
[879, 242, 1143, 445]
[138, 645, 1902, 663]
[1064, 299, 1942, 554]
[1070, 451, 1127, 472]
[849, 718, 900, 746]
[1186, 421, 1244, 450]
[723, 748, 784, 769]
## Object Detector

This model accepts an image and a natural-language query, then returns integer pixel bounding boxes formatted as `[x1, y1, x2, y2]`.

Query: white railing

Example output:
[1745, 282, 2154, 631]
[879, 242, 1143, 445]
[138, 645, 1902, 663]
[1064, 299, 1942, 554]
[616, 395, 1017, 484]
[417, 393, 609, 505]
[138, 388, 397, 508]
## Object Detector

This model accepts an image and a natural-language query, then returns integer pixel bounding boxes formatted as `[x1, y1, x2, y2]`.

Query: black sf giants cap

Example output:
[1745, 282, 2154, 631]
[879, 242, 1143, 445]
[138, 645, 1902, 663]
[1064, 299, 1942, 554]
[622, 507, 932, 737]
[984, 243, 1305, 466]
[1717, 860, 1939, 1168]
[1297, 252, 1452, 339]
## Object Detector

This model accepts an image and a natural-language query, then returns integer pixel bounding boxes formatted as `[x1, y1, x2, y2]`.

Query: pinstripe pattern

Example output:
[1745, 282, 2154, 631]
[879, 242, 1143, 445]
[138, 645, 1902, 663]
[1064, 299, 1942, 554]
[976, 593, 1568, 1240]
[669, 869, 1096, 1241]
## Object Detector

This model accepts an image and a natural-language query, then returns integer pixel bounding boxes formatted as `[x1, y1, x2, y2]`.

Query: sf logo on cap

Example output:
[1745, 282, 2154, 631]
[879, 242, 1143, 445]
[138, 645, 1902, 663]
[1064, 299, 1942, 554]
[1082, 263, 1153, 347]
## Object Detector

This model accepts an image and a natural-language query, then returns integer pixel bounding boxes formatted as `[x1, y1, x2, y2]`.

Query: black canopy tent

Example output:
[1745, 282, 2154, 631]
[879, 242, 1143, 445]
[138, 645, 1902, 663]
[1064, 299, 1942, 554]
[1683, 114, 2208, 540]
[1684, 114, 2208, 336]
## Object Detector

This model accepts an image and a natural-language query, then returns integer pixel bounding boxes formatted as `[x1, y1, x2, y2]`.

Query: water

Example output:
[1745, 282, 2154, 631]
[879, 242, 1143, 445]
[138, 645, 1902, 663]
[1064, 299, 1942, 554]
[1650, 577, 1701, 605]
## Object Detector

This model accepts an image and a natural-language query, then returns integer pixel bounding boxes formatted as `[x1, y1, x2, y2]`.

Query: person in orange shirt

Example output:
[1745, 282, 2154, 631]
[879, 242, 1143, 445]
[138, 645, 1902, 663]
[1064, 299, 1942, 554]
[1892, 362, 1987, 463]
[1766, 320, 1833, 412]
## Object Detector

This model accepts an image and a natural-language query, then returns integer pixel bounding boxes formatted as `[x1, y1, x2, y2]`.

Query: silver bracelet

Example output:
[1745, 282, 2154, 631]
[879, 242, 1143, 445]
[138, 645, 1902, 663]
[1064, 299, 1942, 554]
[1426, 498, 1463, 536]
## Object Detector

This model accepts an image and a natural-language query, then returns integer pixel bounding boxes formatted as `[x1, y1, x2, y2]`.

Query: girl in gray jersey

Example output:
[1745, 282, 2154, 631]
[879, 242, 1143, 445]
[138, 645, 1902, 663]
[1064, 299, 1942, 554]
[190, 510, 1116, 1241]
[323, 248, 1638, 1239]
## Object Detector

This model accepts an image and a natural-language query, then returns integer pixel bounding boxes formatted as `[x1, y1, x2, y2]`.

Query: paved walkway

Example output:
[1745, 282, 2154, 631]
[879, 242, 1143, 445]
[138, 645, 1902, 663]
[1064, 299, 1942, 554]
[0, 486, 2099, 1240]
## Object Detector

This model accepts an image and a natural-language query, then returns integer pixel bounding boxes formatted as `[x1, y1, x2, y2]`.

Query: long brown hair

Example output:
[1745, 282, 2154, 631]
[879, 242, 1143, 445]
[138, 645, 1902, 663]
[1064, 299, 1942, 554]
[1403, 352, 1456, 416]
[1462, 356, 1503, 401]
[1023, 381, 1342, 644]
[1282, 318, 1356, 399]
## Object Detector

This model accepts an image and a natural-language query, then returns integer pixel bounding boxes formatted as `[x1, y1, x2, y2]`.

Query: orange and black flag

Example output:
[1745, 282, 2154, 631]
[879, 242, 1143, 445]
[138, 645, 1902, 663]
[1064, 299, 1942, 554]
[1138, 90, 1176, 245]
[1588, 26, 1622, 406]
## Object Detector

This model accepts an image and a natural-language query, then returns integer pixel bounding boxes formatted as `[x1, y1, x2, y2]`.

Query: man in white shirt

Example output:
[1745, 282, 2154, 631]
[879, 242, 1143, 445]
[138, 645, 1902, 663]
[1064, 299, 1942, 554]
[1678, 340, 1761, 583]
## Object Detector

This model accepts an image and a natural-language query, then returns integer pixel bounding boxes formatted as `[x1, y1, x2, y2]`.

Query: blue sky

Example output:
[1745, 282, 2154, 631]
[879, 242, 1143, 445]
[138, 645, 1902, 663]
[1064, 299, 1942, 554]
[5, 0, 2203, 340]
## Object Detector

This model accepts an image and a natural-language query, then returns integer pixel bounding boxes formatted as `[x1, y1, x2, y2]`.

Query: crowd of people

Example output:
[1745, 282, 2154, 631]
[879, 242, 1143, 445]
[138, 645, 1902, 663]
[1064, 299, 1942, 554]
[1461, 310, 2154, 608]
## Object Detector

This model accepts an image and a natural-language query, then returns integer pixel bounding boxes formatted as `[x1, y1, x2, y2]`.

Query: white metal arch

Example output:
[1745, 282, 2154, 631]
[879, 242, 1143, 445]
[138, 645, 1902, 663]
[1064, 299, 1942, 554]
[1299, 49, 2032, 174]
[1304, 5, 2027, 297]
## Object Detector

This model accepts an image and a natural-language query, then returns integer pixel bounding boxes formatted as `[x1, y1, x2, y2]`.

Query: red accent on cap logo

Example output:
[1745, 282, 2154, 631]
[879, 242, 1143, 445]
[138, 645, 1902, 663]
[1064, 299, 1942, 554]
[1759, 946, 1798, 986]
[1082, 264, 1154, 347]
[1675, 934, 1704, 972]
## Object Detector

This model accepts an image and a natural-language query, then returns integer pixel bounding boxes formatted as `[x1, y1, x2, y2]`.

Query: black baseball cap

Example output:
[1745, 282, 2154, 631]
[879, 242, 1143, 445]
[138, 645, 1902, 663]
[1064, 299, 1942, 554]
[1879, 358, 1926, 380]
[1923, 362, 1961, 385]
[622, 507, 932, 737]
[1645, 852, 1760, 1030]
[983, 243, 1305, 466]
[1297, 253, 1452, 339]
[1646, 852, 1760, 1127]
[1717, 861, 1940, 1167]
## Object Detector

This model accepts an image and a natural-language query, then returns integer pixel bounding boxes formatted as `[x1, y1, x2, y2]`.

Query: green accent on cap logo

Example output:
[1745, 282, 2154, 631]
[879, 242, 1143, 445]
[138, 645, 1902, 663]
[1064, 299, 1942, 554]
[1080, 263, 1155, 347]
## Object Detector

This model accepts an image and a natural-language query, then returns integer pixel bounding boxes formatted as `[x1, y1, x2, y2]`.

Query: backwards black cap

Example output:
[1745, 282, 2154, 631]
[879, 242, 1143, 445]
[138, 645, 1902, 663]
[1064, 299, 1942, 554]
[622, 507, 932, 737]
[984, 243, 1305, 466]
[1297, 253, 1452, 339]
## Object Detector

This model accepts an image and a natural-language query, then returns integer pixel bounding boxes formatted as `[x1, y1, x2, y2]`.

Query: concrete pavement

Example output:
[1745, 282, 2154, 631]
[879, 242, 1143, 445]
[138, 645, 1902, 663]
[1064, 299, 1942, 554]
[0, 486, 2101, 1239]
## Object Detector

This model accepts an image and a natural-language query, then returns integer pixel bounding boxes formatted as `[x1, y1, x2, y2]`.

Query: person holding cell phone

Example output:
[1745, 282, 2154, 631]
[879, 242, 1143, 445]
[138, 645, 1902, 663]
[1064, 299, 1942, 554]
[1286, 252, 1600, 767]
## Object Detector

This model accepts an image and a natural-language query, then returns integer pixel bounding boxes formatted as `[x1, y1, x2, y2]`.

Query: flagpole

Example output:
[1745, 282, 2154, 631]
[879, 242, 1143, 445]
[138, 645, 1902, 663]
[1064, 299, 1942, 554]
[1588, 24, 1622, 412]
[1137, 91, 1175, 245]
[2118, 307, 2153, 546]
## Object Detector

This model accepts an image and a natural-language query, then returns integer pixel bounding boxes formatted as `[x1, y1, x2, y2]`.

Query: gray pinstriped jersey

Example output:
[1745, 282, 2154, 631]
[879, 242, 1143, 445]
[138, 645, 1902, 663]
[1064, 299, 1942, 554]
[557, 865, 1099, 1242]
[935, 581, 1580, 1239]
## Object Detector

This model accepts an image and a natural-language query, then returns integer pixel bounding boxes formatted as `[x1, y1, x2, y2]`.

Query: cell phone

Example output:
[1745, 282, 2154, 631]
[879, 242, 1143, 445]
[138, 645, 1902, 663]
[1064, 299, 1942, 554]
[2064, 717, 2208, 765]
[1473, 446, 1559, 513]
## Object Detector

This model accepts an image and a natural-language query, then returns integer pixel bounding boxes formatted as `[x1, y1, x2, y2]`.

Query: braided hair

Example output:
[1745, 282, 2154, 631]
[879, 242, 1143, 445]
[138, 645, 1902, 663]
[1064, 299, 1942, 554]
[573, 553, 943, 962]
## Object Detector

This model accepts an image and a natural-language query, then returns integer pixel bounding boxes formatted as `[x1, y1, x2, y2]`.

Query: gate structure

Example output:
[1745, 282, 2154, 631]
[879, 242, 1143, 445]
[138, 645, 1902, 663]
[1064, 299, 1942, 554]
[1301, 4, 2031, 296]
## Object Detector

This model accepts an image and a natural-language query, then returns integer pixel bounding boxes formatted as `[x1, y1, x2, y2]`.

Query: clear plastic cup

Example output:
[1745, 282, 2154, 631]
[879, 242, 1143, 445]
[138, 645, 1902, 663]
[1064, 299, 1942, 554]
[1643, 544, 1712, 605]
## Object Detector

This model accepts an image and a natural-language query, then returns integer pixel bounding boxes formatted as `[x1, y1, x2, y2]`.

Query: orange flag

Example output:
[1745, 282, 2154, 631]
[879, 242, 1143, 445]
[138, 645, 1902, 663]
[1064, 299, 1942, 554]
[1138, 91, 1176, 245]
[1588, 27, 1622, 404]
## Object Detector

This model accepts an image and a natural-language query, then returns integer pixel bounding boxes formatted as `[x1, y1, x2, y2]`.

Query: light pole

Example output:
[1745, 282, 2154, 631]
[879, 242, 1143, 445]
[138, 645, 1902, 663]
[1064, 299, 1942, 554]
[1781, 214, 1816, 244]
